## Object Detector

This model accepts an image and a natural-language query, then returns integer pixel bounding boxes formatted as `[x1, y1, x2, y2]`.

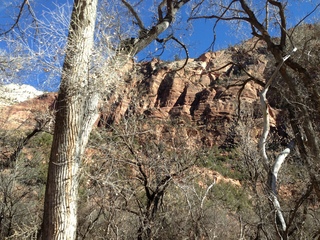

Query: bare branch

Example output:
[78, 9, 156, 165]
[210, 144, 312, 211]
[189, 15, 249, 22]
[289, 3, 320, 39]
[209, 0, 242, 50]
[158, 0, 166, 21]
[200, 181, 215, 209]
[117, 0, 191, 57]
[257, 47, 297, 234]
[267, 0, 286, 48]
[0, 0, 38, 36]
[239, 0, 270, 43]
[171, 36, 189, 71]
[5, 118, 49, 168]
[0, 0, 28, 36]
[190, 0, 205, 17]
[121, 0, 145, 30]
[287, 184, 313, 234]
[155, 34, 189, 71]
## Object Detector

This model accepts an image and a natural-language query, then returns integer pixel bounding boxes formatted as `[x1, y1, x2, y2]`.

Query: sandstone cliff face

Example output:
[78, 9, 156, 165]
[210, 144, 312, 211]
[0, 38, 279, 146]
[0, 93, 56, 130]
[99, 39, 276, 146]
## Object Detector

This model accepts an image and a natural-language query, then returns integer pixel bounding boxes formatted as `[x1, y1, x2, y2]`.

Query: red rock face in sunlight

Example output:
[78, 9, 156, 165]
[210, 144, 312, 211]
[0, 93, 57, 130]
[98, 41, 277, 146]
[0, 39, 280, 147]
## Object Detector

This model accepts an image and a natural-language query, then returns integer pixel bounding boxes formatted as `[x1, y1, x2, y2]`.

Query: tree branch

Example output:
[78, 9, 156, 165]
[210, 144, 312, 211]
[238, 0, 277, 52]
[156, 34, 189, 70]
[259, 48, 296, 170]
[116, 0, 191, 57]
[171, 36, 189, 71]
[157, 0, 166, 21]
[287, 183, 312, 235]
[267, 0, 286, 48]
[258, 48, 297, 234]
[0, 0, 28, 36]
[5, 118, 48, 168]
[121, 0, 145, 30]
[289, 3, 320, 39]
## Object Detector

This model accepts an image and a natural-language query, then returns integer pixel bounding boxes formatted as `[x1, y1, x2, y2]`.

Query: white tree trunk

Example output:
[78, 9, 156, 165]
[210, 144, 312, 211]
[41, 0, 98, 239]
[259, 83, 287, 232]
[258, 50, 296, 233]
[40, 1, 191, 239]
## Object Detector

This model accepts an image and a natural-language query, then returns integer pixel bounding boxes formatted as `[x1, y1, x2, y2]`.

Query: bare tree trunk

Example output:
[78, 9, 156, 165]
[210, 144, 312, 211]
[41, 0, 98, 239]
[39, 1, 191, 239]
[259, 51, 296, 236]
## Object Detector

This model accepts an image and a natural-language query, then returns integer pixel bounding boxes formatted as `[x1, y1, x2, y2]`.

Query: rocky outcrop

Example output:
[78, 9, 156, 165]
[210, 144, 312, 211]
[0, 38, 280, 146]
[99, 39, 276, 146]
[0, 93, 56, 130]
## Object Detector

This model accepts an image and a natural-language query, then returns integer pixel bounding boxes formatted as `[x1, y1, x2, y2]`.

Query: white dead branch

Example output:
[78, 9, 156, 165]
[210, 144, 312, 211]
[258, 48, 297, 232]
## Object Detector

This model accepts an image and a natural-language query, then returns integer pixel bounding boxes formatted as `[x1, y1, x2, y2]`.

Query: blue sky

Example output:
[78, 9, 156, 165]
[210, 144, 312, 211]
[0, 0, 319, 91]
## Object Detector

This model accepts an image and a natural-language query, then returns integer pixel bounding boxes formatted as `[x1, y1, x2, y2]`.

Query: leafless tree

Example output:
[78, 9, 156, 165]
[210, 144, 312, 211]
[38, 0, 194, 239]
[189, 1, 320, 238]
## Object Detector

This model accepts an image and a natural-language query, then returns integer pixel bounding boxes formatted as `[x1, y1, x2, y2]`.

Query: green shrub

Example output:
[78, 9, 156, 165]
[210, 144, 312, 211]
[211, 182, 252, 213]
[28, 132, 53, 149]
[199, 147, 244, 180]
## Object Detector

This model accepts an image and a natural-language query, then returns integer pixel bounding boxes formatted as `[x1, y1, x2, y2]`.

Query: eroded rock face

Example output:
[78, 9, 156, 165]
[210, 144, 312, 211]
[0, 38, 279, 146]
[0, 93, 56, 130]
[99, 40, 274, 146]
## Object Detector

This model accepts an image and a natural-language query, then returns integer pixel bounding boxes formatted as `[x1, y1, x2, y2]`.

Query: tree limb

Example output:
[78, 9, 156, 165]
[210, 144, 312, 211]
[158, 0, 166, 21]
[121, 0, 145, 30]
[0, 0, 39, 36]
[117, 0, 191, 56]
[0, 0, 28, 36]
[287, 183, 312, 235]
[289, 3, 320, 39]
[258, 48, 297, 234]
[267, 0, 286, 48]
[156, 33, 189, 67]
